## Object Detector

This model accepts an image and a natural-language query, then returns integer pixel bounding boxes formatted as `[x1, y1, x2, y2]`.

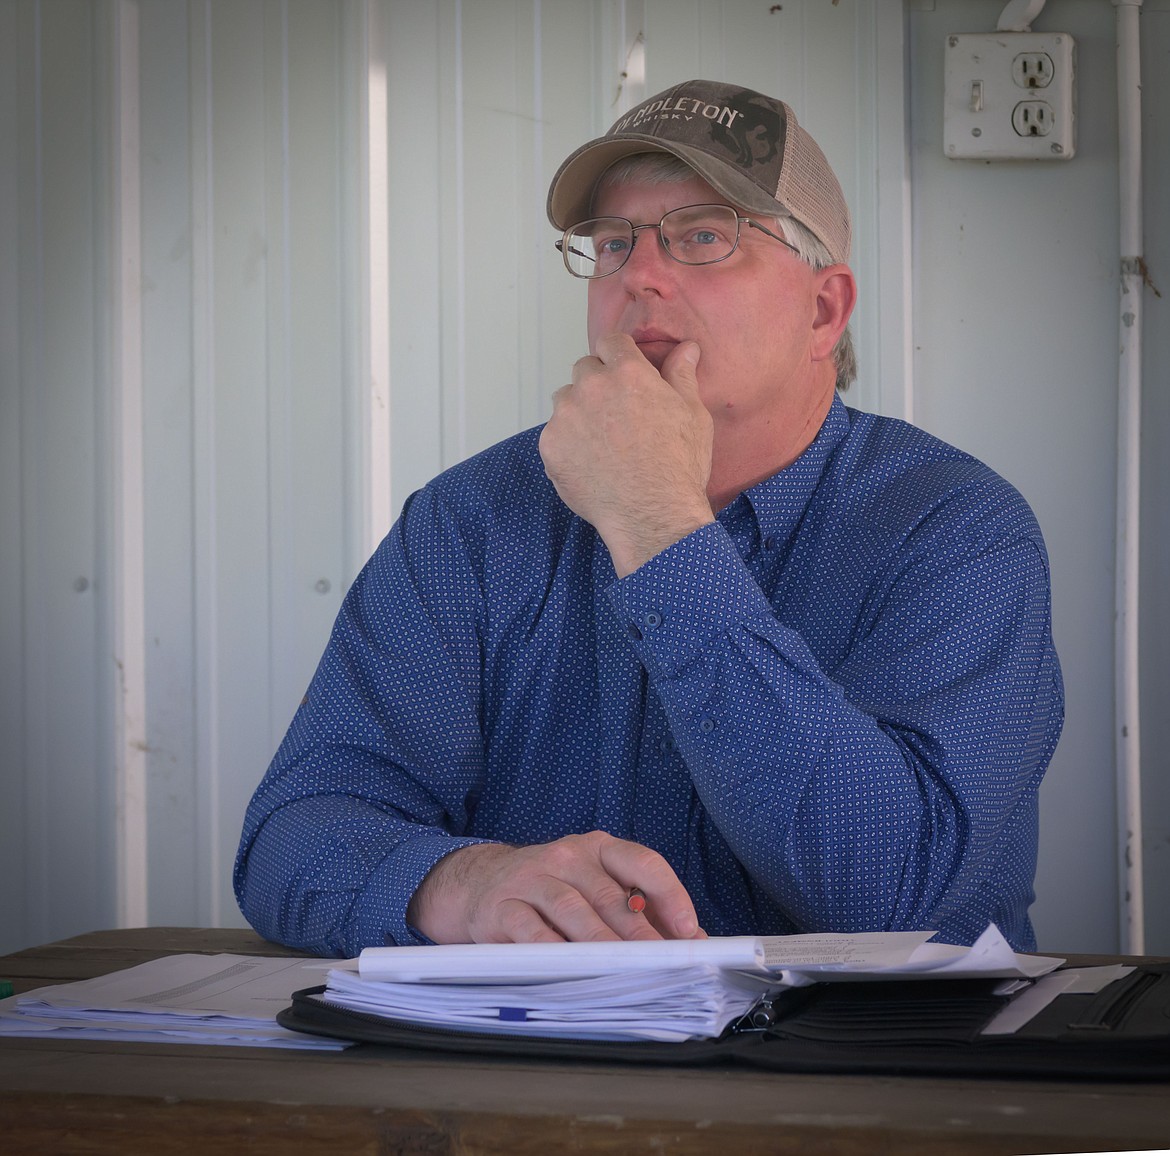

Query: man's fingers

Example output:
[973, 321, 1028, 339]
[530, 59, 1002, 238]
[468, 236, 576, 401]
[595, 836, 705, 940]
[538, 875, 626, 942]
[592, 331, 643, 364]
[505, 842, 676, 943]
[580, 874, 667, 941]
[661, 340, 702, 400]
[485, 865, 631, 944]
[486, 898, 568, 944]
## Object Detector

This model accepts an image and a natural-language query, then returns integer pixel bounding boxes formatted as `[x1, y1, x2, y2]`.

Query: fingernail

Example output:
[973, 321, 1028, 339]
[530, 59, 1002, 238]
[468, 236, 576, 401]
[682, 342, 700, 365]
[675, 912, 699, 937]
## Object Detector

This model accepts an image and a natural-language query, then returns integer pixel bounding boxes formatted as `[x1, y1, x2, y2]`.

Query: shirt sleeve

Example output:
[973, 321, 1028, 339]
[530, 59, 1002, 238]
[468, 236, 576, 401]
[232, 487, 495, 957]
[606, 497, 1063, 948]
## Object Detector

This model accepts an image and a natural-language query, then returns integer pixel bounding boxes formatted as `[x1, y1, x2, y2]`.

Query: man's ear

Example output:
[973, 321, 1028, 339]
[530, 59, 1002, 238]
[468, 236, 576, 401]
[810, 266, 857, 362]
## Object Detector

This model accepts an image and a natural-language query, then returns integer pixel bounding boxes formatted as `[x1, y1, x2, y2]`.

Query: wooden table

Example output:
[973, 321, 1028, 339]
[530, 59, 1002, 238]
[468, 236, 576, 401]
[1, 929, 1168, 1155]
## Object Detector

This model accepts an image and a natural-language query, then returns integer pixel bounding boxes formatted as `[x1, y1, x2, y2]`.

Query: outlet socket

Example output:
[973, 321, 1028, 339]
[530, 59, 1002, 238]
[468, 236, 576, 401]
[1012, 100, 1053, 137]
[1013, 52, 1054, 89]
[944, 32, 1075, 160]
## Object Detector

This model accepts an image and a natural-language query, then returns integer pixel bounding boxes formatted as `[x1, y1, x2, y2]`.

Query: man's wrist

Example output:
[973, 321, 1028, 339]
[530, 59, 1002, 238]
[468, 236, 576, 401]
[406, 842, 510, 944]
[605, 509, 715, 578]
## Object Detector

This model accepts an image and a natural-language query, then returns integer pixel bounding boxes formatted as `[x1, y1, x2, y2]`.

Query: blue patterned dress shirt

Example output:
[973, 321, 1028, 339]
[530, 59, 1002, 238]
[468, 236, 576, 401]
[234, 394, 1063, 957]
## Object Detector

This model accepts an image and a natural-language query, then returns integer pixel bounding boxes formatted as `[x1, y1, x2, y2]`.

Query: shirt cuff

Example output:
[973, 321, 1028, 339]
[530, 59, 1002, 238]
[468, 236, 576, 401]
[356, 832, 494, 948]
[606, 521, 775, 682]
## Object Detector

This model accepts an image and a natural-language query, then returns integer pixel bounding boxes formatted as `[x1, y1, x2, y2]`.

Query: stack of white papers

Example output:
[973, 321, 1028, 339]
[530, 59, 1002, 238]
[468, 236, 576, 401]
[316, 924, 1064, 1043]
[325, 963, 775, 1042]
[0, 953, 349, 1050]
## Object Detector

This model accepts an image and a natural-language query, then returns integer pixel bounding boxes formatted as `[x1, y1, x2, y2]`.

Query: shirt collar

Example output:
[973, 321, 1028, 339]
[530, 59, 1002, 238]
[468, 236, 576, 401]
[718, 392, 851, 543]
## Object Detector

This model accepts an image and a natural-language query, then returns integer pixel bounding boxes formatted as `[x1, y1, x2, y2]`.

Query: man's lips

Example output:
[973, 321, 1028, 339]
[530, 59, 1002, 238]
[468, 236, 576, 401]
[630, 330, 680, 368]
[630, 329, 678, 346]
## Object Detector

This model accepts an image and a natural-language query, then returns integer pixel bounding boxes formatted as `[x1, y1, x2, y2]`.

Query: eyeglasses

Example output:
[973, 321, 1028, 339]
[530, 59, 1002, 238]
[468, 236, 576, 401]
[555, 203, 797, 279]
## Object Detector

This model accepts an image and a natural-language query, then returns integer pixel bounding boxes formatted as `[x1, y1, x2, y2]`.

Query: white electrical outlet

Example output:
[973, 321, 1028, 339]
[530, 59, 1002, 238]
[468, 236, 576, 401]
[944, 32, 1076, 160]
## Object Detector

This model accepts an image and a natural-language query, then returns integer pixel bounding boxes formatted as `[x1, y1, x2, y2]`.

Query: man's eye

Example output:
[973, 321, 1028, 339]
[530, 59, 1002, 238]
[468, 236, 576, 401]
[596, 236, 630, 255]
[688, 228, 721, 246]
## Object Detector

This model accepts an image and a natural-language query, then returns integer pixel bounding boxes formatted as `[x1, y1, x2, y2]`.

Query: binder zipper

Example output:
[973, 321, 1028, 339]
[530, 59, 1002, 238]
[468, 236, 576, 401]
[733, 986, 820, 1034]
[737, 997, 778, 1031]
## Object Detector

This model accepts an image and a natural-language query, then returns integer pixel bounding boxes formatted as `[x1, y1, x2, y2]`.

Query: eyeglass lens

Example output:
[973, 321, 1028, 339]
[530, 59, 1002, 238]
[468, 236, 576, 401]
[560, 204, 743, 279]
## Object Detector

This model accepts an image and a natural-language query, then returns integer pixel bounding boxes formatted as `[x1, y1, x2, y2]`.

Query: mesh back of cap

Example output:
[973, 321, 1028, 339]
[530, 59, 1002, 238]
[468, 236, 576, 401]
[778, 124, 851, 264]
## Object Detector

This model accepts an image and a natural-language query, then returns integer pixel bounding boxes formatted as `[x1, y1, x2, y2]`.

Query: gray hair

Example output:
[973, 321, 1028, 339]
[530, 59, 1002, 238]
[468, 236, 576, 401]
[595, 153, 857, 390]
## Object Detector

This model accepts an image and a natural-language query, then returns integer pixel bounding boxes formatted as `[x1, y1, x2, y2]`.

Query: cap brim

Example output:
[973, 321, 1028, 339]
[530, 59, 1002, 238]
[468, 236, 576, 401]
[546, 134, 790, 229]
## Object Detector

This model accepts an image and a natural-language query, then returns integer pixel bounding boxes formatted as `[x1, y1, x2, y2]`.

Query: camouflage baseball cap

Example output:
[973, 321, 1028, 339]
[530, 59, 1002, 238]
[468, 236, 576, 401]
[547, 79, 851, 265]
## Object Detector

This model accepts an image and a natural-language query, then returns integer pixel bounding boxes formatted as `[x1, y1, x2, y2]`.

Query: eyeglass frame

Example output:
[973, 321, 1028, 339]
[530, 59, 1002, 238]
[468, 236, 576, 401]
[555, 203, 800, 280]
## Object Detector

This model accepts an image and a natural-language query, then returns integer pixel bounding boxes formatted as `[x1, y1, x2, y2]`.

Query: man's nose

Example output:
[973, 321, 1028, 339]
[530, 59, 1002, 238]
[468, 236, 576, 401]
[619, 224, 675, 284]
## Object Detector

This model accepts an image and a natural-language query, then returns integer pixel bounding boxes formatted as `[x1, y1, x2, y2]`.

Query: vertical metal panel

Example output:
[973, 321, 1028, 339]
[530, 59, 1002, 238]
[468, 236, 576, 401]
[186, 0, 353, 927]
[460, 0, 529, 454]
[138, 0, 200, 926]
[267, 0, 350, 748]
[140, 0, 355, 932]
[437, 0, 467, 467]
[360, 0, 394, 551]
[188, 0, 217, 928]
[535, 0, 607, 425]
[189, 0, 272, 927]
[188, 0, 217, 929]
[111, 0, 149, 927]
[1, 0, 119, 953]
[1137, 7, 1170, 955]
[381, 0, 444, 506]
[35, 0, 106, 940]
[872, 4, 914, 423]
[0, 0, 29, 955]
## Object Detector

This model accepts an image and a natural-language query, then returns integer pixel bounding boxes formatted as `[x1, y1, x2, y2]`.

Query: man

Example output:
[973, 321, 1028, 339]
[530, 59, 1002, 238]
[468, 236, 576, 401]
[234, 80, 1062, 957]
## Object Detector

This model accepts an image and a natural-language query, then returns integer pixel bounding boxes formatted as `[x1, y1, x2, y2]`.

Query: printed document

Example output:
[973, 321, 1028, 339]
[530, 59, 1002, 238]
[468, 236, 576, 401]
[0, 953, 349, 1049]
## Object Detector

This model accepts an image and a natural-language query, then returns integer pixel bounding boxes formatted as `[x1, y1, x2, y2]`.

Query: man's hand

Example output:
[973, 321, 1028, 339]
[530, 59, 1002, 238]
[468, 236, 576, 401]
[406, 831, 705, 944]
[538, 334, 715, 577]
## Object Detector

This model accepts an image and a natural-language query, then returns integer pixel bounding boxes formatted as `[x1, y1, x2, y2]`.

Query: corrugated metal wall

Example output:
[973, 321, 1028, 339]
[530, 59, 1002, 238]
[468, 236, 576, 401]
[1, 0, 1165, 956]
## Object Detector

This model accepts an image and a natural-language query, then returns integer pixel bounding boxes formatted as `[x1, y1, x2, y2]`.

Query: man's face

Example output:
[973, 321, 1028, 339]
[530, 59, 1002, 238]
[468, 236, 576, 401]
[586, 174, 826, 429]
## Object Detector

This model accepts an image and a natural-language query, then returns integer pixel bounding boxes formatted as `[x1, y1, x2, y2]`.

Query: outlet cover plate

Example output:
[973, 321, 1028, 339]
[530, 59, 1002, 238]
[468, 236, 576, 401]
[944, 32, 1076, 161]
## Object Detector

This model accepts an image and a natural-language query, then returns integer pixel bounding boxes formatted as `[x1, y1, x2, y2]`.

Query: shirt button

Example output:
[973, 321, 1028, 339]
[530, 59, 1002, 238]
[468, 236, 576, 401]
[659, 736, 677, 754]
[643, 611, 662, 630]
[699, 717, 716, 734]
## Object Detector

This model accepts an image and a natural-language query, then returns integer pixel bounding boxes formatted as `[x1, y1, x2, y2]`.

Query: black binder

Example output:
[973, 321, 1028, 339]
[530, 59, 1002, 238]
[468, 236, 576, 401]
[278, 963, 1170, 1081]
